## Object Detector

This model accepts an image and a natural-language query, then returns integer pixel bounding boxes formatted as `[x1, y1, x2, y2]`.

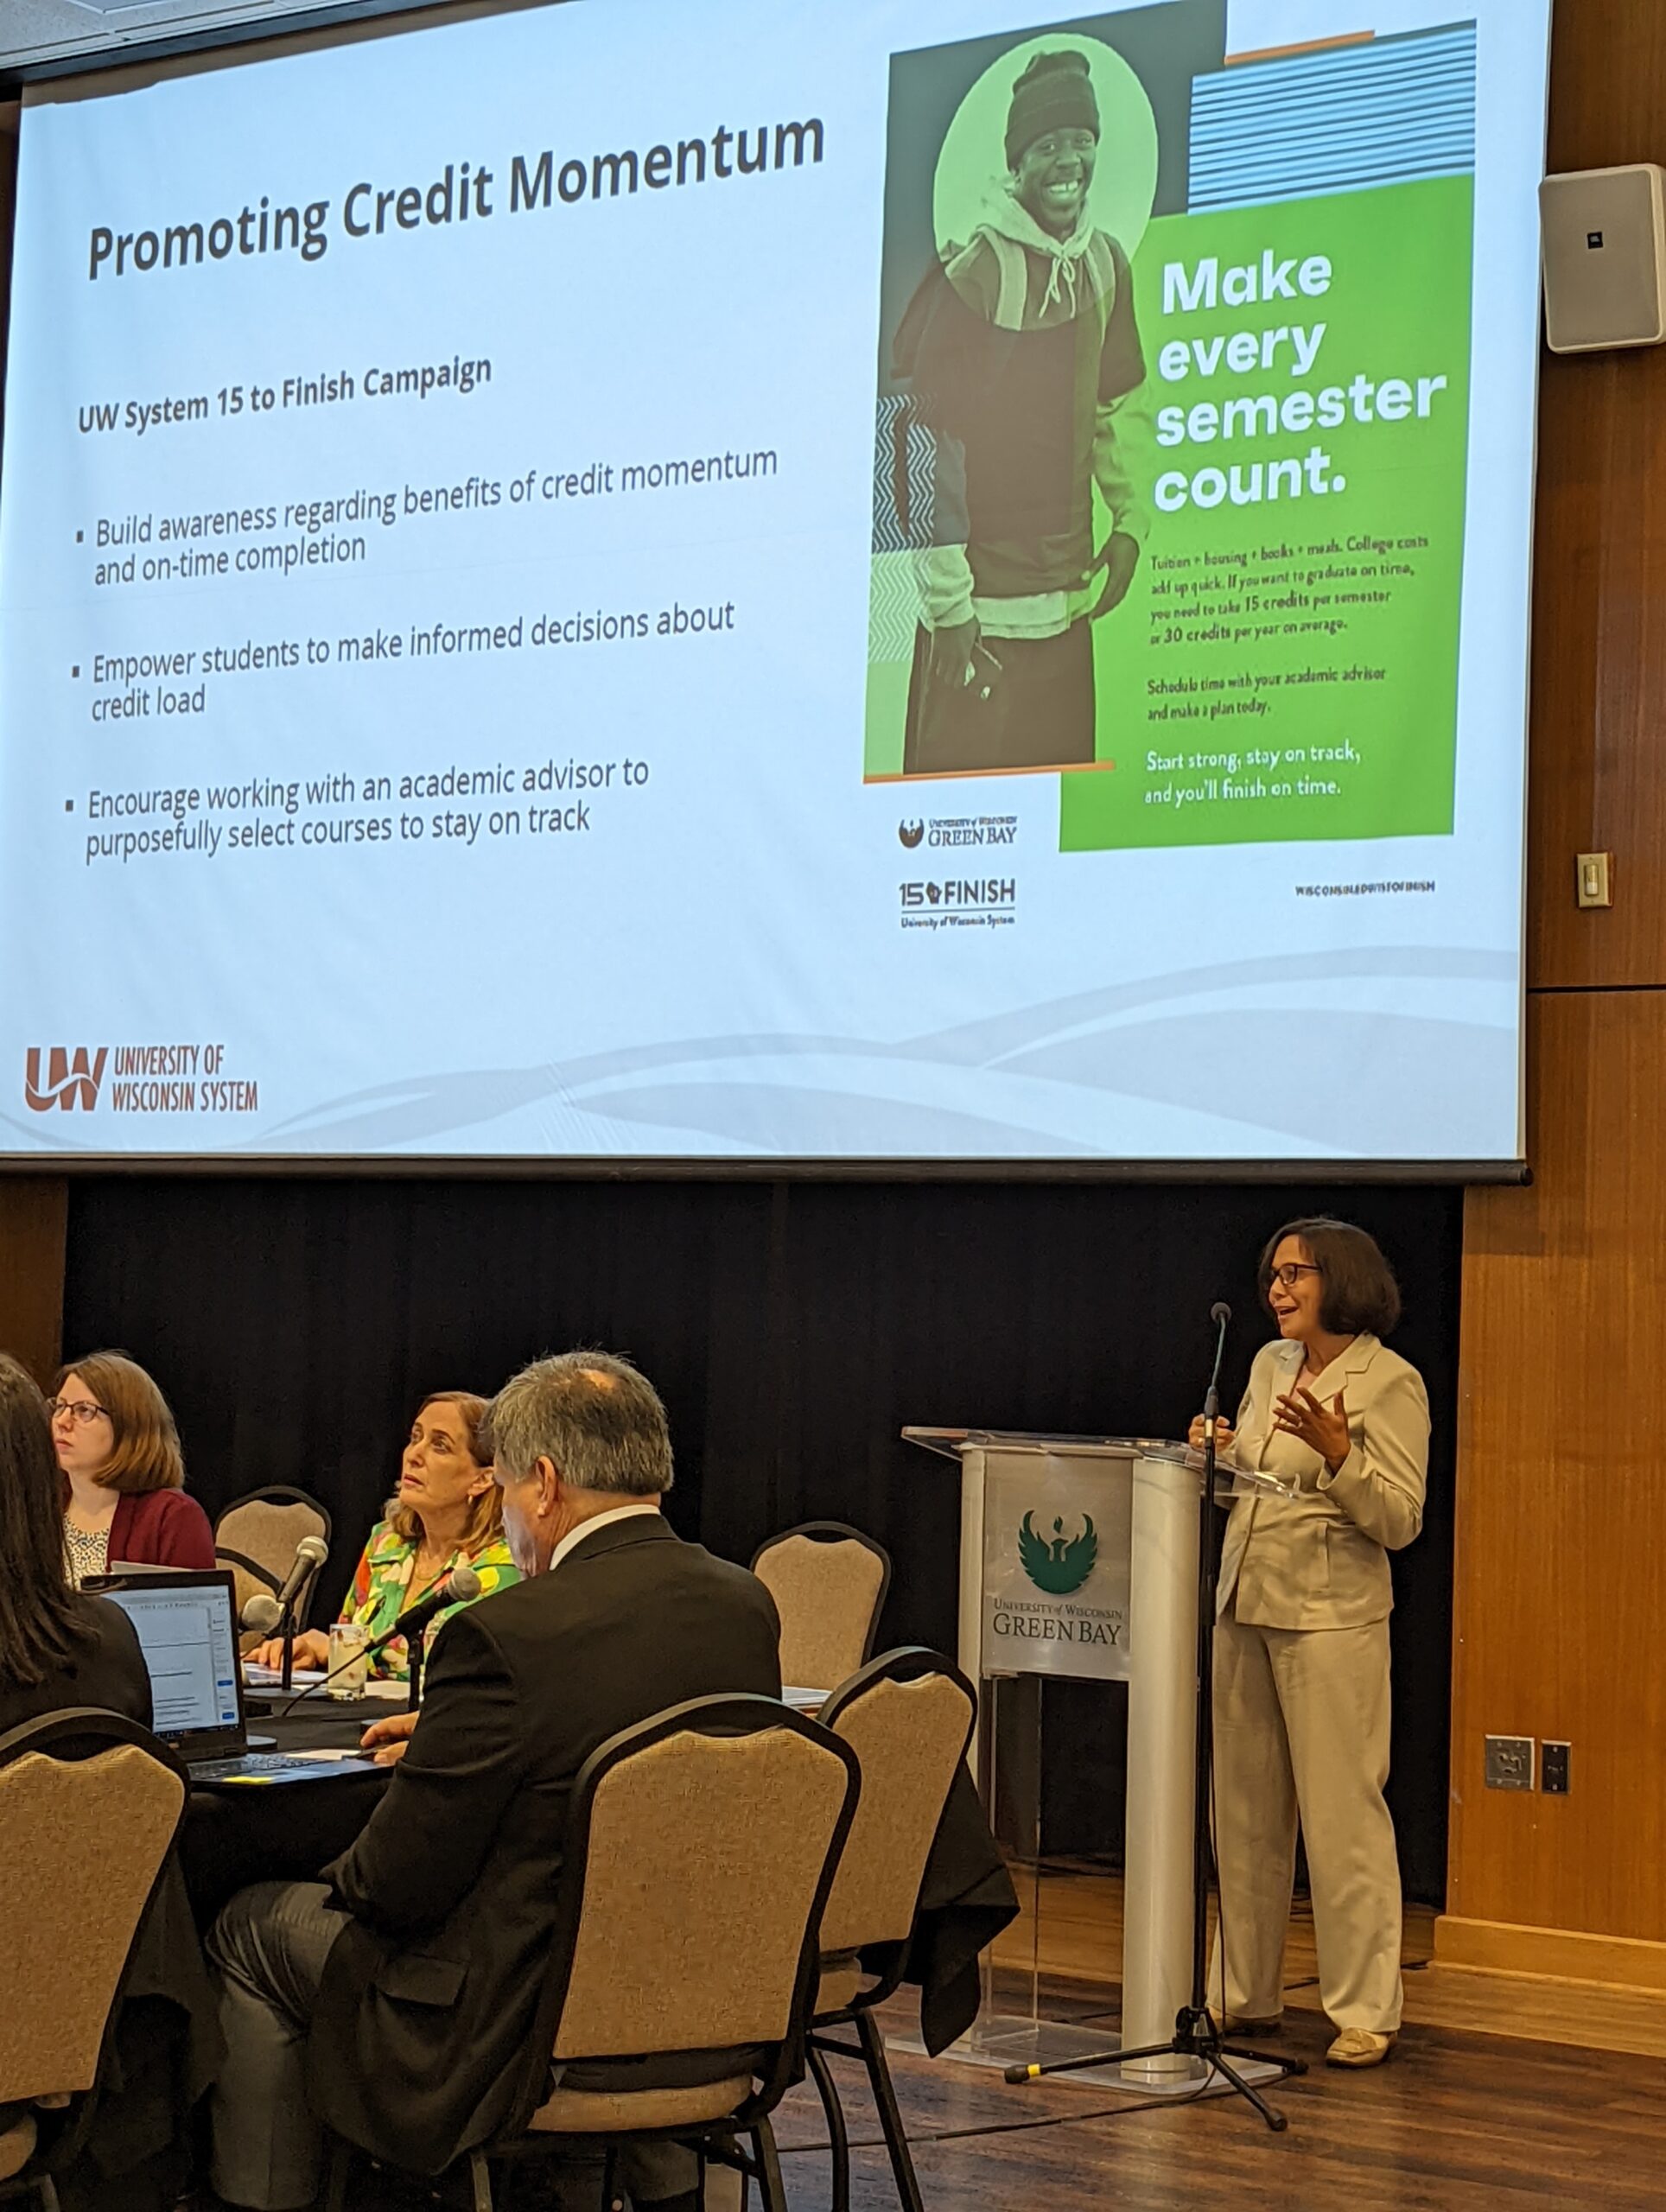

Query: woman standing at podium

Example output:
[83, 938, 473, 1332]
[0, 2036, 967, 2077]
[1191, 1217, 1428, 2070]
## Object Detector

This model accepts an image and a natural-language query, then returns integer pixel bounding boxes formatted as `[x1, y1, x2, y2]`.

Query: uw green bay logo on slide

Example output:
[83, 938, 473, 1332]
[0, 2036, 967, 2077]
[1018, 1511, 1097, 1595]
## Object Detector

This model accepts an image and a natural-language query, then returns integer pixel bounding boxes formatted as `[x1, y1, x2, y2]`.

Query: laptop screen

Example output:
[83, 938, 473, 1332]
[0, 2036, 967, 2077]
[100, 1573, 244, 1745]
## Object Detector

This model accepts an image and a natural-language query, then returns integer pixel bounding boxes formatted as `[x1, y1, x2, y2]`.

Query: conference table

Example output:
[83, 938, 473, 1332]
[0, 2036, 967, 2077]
[181, 1690, 1019, 2056]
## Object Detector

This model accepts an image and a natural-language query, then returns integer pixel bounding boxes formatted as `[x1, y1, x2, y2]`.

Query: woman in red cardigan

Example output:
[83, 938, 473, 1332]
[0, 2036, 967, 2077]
[51, 1350, 215, 1583]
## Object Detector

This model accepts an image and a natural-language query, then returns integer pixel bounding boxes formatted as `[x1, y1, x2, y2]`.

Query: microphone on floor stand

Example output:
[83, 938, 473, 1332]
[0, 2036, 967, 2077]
[1002, 1297, 1303, 2128]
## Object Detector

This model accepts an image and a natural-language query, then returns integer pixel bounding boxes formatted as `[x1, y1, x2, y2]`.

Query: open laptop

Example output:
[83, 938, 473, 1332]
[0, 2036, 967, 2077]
[89, 1568, 379, 1786]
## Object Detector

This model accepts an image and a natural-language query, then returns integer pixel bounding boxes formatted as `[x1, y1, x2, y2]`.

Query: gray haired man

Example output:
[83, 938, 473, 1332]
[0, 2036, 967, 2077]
[206, 1351, 780, 2212]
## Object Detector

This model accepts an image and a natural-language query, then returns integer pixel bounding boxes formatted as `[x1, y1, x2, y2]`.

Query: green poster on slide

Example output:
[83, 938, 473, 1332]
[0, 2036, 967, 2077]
[868, 171, 1475, 852]
[1063, 174, 1474, 850]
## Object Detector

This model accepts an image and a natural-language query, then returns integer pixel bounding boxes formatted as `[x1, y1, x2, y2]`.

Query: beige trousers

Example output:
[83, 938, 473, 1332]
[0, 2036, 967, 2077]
[1207, 1609, 1403, 2034]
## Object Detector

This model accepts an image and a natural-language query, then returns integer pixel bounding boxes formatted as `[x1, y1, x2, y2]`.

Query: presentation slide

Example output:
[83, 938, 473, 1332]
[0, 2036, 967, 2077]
[0, 0, 1548, 1165]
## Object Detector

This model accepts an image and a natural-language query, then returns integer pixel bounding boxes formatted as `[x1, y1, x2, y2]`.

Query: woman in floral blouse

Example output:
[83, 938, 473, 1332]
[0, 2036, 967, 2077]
[248, 1390, 518, 1680]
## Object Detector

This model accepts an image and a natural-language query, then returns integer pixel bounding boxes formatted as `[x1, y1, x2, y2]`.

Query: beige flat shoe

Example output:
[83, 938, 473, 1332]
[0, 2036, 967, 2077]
[1326, 2027, 1396, 2068]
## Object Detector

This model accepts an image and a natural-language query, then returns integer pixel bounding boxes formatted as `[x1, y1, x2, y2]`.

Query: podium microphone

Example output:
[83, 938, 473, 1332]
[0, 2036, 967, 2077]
[1002, 1289, 1301, 2126]
[1205, 1301, 1231, 1427]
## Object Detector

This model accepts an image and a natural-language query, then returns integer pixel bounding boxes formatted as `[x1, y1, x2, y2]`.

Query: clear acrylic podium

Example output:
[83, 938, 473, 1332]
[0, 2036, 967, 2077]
[902, 1427, 1205, 2088]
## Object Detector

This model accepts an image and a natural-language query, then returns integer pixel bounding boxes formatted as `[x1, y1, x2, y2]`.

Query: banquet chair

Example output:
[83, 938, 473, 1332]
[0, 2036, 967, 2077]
[214, 1485, 331, 1628]
[751, 1522, 892, 1693]
[0, 1710, 188, 2210]
[323, 1692, 861, 2212]
[808, 1648, 978, 2212]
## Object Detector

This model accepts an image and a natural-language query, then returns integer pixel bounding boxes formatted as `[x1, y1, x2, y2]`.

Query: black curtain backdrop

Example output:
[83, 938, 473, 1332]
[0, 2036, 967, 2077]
[60, 1173, 1460, 1901]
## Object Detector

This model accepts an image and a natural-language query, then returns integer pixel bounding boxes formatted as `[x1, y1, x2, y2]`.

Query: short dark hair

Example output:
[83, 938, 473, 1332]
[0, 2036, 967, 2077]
[1257, 1217, 1402, 1337]
[0, 1355, 95, 1688]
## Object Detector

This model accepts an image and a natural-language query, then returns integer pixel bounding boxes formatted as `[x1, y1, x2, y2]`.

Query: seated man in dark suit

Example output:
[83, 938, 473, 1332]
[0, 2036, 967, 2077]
[206, 1351, 781, 2212]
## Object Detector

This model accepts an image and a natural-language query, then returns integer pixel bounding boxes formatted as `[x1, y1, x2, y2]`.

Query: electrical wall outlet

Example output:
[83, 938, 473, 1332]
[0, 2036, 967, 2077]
[1542, 1740, 1571, 1795]
[1485, 1734, 1536, 1789]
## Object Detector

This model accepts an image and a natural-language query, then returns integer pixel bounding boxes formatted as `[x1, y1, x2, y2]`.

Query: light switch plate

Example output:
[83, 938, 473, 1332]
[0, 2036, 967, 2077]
[1485, 1734, 1535, 1789]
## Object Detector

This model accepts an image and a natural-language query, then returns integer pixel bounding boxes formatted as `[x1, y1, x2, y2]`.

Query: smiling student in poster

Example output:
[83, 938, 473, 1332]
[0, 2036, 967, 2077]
[1190, 1217, 1429, 2070]
[896, 46, 1153, 776]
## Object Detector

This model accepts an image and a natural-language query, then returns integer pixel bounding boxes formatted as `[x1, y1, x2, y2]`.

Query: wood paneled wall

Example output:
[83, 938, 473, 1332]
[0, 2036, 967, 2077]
[1447, 999, 1666, 1975]
[0, 1178, 68, 1387]
[0, 124, 59, 1385]
[1440, 0, 1666, 1982]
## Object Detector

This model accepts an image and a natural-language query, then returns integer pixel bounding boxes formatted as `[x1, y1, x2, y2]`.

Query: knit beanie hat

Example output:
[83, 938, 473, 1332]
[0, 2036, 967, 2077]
[1004, 49, 1100, 169]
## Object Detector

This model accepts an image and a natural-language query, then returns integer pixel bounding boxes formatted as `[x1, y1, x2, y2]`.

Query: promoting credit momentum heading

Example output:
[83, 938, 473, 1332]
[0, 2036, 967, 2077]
[86, 117, 826, 281]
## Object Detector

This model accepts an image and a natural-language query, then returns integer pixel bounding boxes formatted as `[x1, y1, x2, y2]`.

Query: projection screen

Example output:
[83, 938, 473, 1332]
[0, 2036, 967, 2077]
[0, 0, 1551, 1167]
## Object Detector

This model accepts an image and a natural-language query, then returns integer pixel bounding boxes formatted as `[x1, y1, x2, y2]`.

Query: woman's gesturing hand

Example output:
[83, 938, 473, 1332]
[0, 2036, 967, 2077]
[1187, 1414, 1236, 1456]
[1274, 1386, 1351, 1472]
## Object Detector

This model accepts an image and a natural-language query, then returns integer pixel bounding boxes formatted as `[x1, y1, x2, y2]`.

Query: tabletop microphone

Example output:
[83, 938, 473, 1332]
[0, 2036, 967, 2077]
[240, 1592, 284, 1635]
[374, 1563, 483, 1656]
[272, 1533, 329, 1616]
[274, 1563, 484, 1719]
[377, 1562, 483, 1714]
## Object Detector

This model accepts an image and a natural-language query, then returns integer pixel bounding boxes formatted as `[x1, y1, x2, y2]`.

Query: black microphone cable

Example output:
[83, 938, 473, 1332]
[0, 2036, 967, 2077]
[276, 1562, 480, 1716]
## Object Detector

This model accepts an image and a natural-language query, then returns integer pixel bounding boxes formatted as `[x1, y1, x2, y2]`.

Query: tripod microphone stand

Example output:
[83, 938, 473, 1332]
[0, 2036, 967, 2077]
[1005, 1300, 1305, 2131]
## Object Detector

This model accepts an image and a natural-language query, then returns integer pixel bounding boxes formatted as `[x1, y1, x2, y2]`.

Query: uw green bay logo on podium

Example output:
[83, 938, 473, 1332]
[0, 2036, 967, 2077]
[1018, 1512, 1097, 1596]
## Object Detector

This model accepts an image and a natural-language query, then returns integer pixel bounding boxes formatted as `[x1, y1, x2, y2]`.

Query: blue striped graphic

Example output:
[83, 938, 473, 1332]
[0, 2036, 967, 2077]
[1188, 23, 1477, 211]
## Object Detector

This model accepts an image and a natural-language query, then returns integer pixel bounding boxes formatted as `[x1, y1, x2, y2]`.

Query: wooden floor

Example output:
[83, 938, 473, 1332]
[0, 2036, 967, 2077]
[989, 1866, 1666, 2060]
[766, 1870, 1666, 2210]
[366, 1869, 1666, 2210]
[774, 1988, 1666, 2210]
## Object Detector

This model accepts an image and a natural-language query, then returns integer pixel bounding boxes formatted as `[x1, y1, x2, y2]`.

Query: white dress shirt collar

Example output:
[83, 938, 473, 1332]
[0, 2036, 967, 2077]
[546, 1500, 662, 1576]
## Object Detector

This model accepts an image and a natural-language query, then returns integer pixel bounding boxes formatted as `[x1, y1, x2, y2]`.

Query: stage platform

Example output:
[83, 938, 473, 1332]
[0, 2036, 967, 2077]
[988, 1865, 1666, 2061]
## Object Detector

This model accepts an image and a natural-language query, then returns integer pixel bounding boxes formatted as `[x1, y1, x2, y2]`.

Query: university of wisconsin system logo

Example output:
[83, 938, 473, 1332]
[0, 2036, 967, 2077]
[1017, 1511, 1097, 1596]
[24, 1046, 107, 1112]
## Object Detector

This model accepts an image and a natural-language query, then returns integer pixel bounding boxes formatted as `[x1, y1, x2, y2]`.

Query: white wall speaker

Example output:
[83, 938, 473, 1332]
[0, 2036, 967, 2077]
[1540, 163, 1666, 353]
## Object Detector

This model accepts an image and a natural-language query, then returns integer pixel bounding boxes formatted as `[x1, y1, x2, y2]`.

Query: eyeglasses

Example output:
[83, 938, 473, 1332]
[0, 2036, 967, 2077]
[47, 1397, 110, 1426]
[1268, 1262, 1323, 1289]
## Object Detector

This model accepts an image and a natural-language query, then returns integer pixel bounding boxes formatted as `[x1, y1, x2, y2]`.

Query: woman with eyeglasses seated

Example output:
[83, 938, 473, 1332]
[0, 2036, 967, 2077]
[0, 1353, 152, 1735]
[53, 1351, 215, 1586]
[1189, 1217, 1428, 2075]
[248, 1392, 518, 1681]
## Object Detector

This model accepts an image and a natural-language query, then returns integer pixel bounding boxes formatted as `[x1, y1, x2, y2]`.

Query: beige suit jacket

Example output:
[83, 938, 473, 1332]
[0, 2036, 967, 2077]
[1217, 1332, 1428, 1630]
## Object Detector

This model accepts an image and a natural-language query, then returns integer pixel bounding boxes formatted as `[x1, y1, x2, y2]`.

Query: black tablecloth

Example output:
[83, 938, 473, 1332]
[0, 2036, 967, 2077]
[54, 1854, 222, 2212]
[182, 1696, 1019, 2053]
[180, 1695, 393, 1926]
[893, 1762, 1020, 2054]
